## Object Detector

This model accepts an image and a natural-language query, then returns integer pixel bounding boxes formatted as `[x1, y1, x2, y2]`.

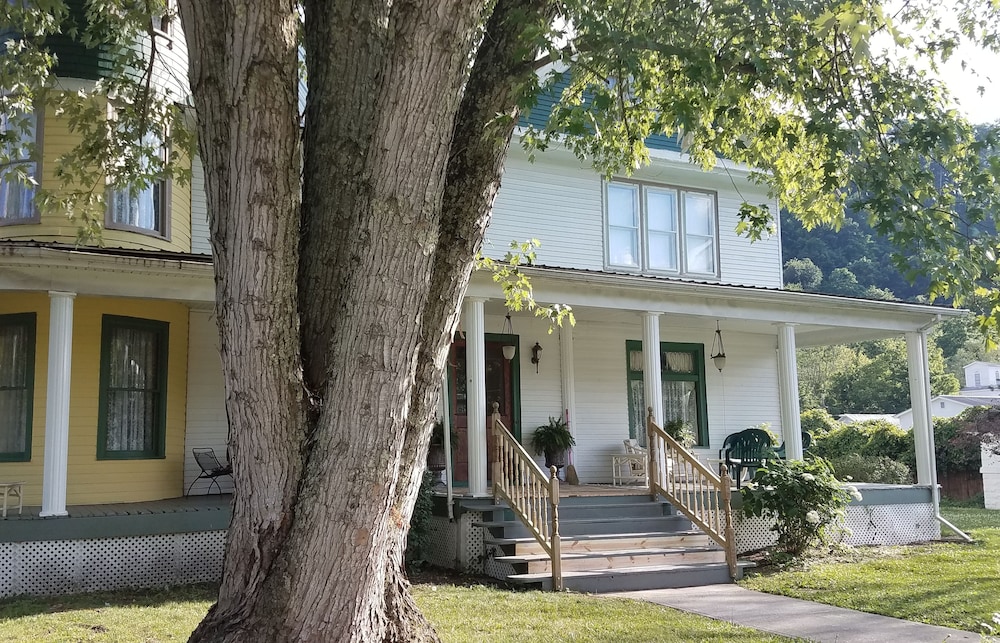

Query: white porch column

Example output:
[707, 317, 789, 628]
[464, 297, 488, 496]
[559, 323, 577, 451]
[776, 323, 803, 459]
[40, 291, 75, 517]
[642, 312, 663, 427]
[906, 331, 935, 485]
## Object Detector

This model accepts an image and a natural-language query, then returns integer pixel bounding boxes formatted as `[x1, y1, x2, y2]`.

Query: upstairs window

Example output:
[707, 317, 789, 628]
[107, 128, 170, 237]
[97, 316, 169, 459]
[0, 110, 38, 224]
[0, 313, 36, 462]
[606, 181, 718, 277]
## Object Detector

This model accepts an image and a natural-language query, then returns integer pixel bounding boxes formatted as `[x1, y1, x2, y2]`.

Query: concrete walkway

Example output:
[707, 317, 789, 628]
[609, 584, 984, 642]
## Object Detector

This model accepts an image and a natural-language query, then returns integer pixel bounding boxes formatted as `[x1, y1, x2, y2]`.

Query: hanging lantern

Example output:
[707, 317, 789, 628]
[710, 321, 727, 372]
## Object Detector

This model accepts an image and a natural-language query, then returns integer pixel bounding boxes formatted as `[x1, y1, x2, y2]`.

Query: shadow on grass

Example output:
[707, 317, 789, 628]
[0, 582, 218, 621]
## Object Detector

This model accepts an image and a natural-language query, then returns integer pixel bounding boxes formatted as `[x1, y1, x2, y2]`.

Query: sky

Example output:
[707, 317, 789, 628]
[940, 42, 1000, 124]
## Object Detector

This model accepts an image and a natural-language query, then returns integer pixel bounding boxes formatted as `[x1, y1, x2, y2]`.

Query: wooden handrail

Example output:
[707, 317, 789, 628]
[646, 408, 738, 579]
[491, 402, 562, 591]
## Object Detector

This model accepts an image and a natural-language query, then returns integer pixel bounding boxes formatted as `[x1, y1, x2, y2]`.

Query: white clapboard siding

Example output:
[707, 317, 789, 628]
[190, 156, 212, 255]
[183, 310, 232, 494]
[486, 149, 784, 290]
[487, 154, 606, 271]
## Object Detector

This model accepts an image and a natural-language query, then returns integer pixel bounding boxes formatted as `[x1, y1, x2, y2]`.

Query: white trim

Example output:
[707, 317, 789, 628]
[906, 332, 934, 485]
[559, 323, 576, 456]
[776, 323, 802, 458]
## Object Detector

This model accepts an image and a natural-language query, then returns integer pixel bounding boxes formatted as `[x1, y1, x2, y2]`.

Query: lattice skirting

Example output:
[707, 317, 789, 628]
[0, 531, 226, 598]
[736, 502, 940, 553]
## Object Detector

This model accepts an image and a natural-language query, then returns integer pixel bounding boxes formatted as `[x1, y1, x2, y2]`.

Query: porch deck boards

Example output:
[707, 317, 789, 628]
[3, 494, 232, 521]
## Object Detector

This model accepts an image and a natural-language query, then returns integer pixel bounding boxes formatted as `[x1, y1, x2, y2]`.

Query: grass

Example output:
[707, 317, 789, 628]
[0, 580, 796, 642]
[739, 502, 1000, 633]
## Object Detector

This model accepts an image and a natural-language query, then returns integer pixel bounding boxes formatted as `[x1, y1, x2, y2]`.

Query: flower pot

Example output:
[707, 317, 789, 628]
[543, 448, 567, 470]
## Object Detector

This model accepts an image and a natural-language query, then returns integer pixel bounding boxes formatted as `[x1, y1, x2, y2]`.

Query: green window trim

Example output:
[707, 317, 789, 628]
[97, 315, 169, 460]
[0, 313, 36, 462]
[625, 339, 709, 447]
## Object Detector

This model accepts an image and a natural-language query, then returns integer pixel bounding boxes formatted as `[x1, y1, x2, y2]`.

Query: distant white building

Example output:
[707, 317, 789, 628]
[896, 395, 1000, 429]
[962, 361, 1000, 394]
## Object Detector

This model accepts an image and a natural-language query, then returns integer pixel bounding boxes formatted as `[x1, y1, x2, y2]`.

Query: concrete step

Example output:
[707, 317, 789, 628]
[496, 546, 727, 573]
[508, 561, 752, 593]
[475, 515, 693, 538]
[487, 531, 713, 555]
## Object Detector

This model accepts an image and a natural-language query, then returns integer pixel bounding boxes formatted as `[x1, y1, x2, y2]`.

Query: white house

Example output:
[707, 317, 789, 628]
[896, 395, 1000, 430]
[0, 24, 963, 595]
[962, 361, 1000, 393]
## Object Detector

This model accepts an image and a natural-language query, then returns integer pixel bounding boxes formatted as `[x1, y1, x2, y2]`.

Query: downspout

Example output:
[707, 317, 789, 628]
[917, 319, 973, 542]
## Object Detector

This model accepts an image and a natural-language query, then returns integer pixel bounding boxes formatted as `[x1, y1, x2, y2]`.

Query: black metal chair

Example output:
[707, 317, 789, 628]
[187, 447, 233, 495]
[720, 428, 774, 488]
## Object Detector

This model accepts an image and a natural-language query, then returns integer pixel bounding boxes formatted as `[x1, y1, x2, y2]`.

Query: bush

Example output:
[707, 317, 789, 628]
[405, 471, 435, 570]
[800, 409, 840, 440]
[740, 458, 858, 556]
[830, 453, 913, 484]
[935, 414, 986, 474]
[812, 420, 914, 470]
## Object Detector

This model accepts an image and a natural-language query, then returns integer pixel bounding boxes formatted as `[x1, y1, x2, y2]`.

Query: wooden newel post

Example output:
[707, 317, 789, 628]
[549, 465, 562, 591]
[646, 406, 658, 499]
[719, 464, 738, 579]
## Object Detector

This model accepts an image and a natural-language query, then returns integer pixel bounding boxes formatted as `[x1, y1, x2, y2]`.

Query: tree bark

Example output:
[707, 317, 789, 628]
[179, 0, 549, 638]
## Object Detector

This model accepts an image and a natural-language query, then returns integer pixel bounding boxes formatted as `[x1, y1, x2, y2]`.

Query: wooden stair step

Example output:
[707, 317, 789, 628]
[488, 531, 712, 555]
[496, 546, 726, 573]
[507, 561, 754, 593]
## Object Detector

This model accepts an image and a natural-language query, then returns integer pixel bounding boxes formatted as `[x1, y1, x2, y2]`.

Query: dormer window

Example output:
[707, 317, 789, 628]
[605, 180, 718, 277]
[0, 110, 38, 224]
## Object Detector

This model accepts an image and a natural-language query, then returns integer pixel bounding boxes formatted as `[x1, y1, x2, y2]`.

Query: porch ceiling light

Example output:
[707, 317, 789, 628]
[501, 313, 516, 360]
[710, 321, 727, 372]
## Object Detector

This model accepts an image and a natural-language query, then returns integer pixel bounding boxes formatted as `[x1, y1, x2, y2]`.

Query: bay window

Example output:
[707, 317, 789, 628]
[0, 110, 38, 224]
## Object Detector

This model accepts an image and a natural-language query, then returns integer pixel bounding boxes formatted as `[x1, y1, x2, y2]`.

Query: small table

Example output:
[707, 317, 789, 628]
[0, 482, 24, 518]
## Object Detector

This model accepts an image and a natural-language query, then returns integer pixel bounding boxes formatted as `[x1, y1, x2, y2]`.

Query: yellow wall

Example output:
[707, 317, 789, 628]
[0, 294, 189, 506]
[0, 101, 194, 253]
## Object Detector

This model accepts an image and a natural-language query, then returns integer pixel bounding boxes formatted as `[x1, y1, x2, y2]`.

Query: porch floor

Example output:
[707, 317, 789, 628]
[2, 494, 232, 521]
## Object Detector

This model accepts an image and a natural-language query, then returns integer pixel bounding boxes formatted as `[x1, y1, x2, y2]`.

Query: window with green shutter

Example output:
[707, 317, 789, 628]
[625, 339, 708, 447]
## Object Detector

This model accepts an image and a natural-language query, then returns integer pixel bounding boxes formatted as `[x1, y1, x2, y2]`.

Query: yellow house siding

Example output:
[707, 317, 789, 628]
[1, 102, 194, 254]
[66, 297, 189, 504]
[0, 294, 49, 506]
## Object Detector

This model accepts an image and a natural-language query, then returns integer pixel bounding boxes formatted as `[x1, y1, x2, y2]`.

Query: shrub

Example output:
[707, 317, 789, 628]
[935, 414, 987, 473]
[405, 471, 435, 570]
[800, 408, 840, 440]
[830, 453, 913, 484]
[812, 420, 914, 469]
[740, 458, 857, 556]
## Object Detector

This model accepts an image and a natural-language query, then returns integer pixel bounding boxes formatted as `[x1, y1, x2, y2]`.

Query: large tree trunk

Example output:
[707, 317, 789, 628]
[179, 0, 549, 639]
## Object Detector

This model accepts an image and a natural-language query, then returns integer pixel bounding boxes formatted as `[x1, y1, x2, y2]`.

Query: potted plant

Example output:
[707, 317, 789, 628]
[529, 416, 576, 470]
[664, 418, 696, 448]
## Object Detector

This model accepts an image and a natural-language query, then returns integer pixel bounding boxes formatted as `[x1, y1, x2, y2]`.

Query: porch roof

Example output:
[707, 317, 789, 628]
[467, 265, 966, 346]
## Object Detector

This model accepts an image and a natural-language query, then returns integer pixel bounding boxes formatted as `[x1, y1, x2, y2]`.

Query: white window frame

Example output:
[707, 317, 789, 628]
[0, 108, 40, 225]
[604, 179, 719, 278]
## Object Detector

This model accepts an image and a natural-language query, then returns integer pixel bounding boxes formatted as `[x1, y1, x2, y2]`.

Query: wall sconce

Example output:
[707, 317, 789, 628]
[530, 342, 542, 373]
[710, 321, 726, 372]
[501, 313, 516, 360]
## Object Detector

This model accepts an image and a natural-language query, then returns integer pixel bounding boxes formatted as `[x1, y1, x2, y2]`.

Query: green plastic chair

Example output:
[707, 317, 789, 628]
[720, 428, 774, 488]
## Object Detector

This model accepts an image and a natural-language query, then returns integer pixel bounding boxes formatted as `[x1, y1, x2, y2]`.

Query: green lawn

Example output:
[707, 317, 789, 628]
[739, 503, 1000, 633]
[0, 581, 794, 642]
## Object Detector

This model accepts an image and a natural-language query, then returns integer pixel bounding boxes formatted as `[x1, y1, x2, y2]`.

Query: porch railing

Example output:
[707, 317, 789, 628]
[646, 407, 738, 579]
[491, 403, 562, 591]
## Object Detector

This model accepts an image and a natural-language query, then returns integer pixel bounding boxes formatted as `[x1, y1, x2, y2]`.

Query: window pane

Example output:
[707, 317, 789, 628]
[0, 317, 33, 458]
[684, 193, 714, 236]
[663, 351, 694, 373]
[103, 321, 163, 455]
[108, 128, 165, 233]
[609, 227, 639, 267]
[663, 381, 698, 436]
[607, 184, 638, 228]
[0, 111, 37, 221]
[628, 350, 644, 372]
[647, 189, 677, 232]
[628, 379, 647, 447]
[648, 231, 678, 271]
[686, 235, 716, 273]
